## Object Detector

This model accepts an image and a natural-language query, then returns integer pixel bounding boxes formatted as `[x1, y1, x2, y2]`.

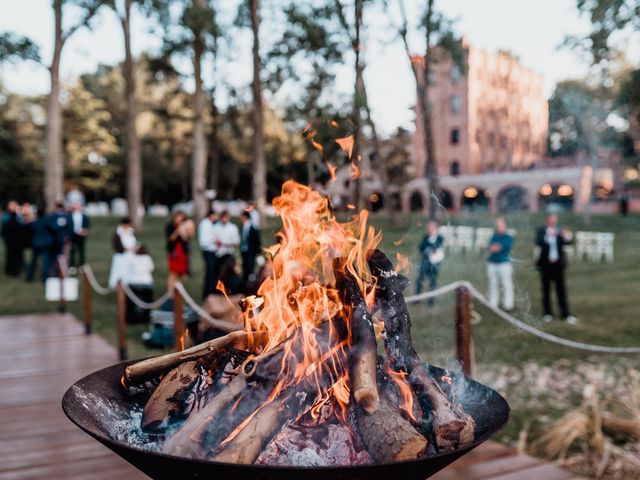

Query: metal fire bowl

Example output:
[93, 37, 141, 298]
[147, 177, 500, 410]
[62, 360, 509, 480]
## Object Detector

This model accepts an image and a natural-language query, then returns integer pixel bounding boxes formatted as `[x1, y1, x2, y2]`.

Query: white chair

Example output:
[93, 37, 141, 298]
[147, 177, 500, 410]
[455, 226, 475, 254]
[474, 227, 494, 254]
[438, 226, 457, 253]
[575, 231, 597, 262]
[594, 232, 615, 263]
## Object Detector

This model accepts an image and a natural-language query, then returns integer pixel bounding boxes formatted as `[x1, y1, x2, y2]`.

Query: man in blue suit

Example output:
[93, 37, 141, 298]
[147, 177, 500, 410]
[69, 202, 90, 268]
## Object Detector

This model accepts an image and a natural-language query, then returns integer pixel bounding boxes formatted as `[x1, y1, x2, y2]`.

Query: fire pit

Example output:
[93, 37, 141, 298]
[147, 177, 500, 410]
[63, 360, 508, 480]
[62, 180, 509, 479]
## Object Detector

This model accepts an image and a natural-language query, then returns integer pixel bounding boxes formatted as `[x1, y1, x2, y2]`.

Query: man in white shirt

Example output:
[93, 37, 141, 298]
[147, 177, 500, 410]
[214, 211, 241, 258]
[198, 210, 218, 299]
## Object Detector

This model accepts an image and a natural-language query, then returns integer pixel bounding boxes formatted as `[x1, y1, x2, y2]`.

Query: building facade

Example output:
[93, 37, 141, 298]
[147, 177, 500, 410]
[412, 41, 549, 177]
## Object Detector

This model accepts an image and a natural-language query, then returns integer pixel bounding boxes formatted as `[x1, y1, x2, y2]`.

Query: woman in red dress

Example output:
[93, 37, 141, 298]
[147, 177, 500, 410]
[166, 211, 194, 292]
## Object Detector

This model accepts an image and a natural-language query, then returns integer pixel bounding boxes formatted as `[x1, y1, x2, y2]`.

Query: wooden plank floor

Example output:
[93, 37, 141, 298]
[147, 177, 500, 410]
[0, 314, 148, 480]
[0, 313, 580, 480]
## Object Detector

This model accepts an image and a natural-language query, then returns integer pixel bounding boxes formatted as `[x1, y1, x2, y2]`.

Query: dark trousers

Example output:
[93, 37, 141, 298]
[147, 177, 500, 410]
[27, 246, 50, 283]
[201, 250, 219, 299]
[416, 258, 439, 306]
[70, 235, 86, 268]
[4, 243, 23, 276]
[241, 252, 256, 287]
[540, 263, 570, 318]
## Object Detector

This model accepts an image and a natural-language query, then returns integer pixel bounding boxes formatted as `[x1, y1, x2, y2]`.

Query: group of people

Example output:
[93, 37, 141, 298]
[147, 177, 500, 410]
[415, 213, 576, 324]
[1, 200, 90, 283]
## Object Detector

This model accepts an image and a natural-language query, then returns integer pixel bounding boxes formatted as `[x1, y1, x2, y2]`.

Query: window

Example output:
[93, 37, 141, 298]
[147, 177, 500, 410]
[450, 160, 460, 176]
[450, 128, 460, 145]
[451, 65, 462, 83]
[451, 95, 462, 114]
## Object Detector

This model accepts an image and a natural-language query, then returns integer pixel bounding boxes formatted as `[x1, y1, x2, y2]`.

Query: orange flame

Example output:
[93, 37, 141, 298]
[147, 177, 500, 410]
[326, 161, 337, 182]
[235, 180, 381, 431]
[395, 253, 410, 275]
[335, 135, 355, 159]
[387, 368, 416, 421]
[410, 55, 425, 68]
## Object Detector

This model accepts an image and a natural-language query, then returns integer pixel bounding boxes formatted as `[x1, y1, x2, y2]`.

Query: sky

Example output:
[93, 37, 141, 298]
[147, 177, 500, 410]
[1, 0, 639, 135]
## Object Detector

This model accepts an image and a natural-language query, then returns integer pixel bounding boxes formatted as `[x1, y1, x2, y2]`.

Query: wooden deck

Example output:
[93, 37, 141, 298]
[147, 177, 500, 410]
[0, 313, 579, 479]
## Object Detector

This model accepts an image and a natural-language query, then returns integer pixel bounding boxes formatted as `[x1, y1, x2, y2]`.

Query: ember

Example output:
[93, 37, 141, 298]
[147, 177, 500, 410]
[119, 180, 477, 466]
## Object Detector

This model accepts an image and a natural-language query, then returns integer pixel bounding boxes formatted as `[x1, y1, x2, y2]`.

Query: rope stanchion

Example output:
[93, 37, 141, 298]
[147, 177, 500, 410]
[80, 265, 113, 295]
[81, 266, 92, 334]
[174, 282, 243, 333]
[173, 287, 185, 352]
[405, 279, 640, 355]
[121, 282, 174, 311]
[116, 281, 128, 361]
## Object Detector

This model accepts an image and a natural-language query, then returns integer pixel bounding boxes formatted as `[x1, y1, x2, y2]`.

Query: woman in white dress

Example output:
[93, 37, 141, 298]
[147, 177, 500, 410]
[108, 217, 138, 288]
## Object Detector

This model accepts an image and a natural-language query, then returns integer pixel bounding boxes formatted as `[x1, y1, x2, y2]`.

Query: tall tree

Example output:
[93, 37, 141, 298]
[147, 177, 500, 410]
[334, 0, 367, 209]
[250, 0, 267, 223]
[395, 0, 463, 218]
[569, 0, 640, 68]
[98, 0, 143, 228]
[152, 0, 220, 221]
[41, 1, 100, 212]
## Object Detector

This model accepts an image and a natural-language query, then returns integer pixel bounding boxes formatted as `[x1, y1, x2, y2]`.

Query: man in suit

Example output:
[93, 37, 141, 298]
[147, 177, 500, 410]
[27, 207, 54, 282]
[239, 210, 261, 291]
[416, 220, 444, 306]
[46, 203, 73, 275]
[69, 202, 90, 269]
[535, 213, 576, 324]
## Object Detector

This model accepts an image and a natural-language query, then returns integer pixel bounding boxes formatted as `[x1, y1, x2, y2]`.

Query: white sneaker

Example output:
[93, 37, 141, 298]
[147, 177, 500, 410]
[565, 316, 578, 325]
[542, 315, 553, 323]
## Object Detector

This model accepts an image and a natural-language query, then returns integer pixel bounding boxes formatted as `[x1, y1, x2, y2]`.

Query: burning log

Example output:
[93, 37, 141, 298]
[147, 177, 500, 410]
[142, 361, 213, 431]
[213, 383, 313, 464]
[162, 338, 294, 458]
[333, 258, 380, 414]
[124, 331, 260, 387]
[356, 398, 428, 462]
[367, 249, 475, 450]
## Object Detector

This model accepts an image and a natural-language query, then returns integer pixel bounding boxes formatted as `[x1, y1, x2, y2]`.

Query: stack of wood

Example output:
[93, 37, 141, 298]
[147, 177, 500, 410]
[122, 250, 475, 466]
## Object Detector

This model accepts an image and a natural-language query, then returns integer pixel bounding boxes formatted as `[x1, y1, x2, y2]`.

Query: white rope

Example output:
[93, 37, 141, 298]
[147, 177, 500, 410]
[174, 282, 243, 333]
[404, 280, 467, 303]
[121, 282, 174, 311]
[80, 265, 113, 295]
[406, 279, 640, 354]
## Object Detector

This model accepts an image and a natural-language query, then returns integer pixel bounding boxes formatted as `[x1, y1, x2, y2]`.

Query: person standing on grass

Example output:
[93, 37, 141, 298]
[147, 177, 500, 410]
[486, 217, 514, 312]
[239, 210, 261, 291]
[415, 220, 445, 306]
[46, 202, 73, 275]
[166, 211, 195, 293]
[69, 202, 90, 269]
[213, 211, 240, 288]
[27, 207, 54, 283]
[109, 217, 137, 288]
[535, 213, 576, 324]
[1, 201, 22, 276]
[198, 210, 219, 299]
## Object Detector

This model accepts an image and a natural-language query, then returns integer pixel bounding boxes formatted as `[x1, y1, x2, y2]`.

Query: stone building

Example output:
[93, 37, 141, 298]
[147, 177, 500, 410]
[412, 41, 548, 177]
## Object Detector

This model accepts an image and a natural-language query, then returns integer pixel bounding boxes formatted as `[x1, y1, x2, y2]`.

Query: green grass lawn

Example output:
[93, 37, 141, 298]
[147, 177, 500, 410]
[1, 210, 639, 452]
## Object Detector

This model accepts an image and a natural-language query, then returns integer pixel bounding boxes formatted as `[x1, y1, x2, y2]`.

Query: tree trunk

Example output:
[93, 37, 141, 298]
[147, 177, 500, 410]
[45, 0, 65, 212]
[250, 0, 266, 225]
[422, 0, 440, 219]
[352, 0, 364, 210]
[122, 0, 143, 229]
[191, 0, 208, 222]
[208, 90, 220, 192]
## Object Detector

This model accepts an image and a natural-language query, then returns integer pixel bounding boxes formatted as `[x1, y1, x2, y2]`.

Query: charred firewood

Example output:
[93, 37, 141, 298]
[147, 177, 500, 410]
[355, 398, 428, 462]
[332, 258, 380, 414]
[124, 331, 263, 387]
[142, 361, 213, 431]
[367, 249, 475, 451]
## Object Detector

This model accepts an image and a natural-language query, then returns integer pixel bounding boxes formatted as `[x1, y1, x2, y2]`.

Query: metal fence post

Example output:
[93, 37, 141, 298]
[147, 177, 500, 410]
[455, 285, 473, 376]
[116, 281, 128, 360]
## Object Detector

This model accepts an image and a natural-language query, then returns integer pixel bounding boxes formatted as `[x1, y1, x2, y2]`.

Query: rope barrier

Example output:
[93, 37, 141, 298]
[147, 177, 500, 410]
[80, 263, 640, 354]
[121, 282, 174, 311]
[80, 265, 113, 295]
[173, 282, 243, 333]
[407, 280, 640, 355]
